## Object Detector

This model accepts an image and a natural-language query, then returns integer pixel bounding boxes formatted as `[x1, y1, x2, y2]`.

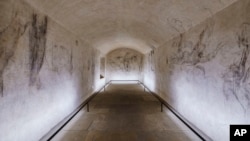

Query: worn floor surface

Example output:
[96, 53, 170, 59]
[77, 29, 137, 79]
[51, 83, 201, 141]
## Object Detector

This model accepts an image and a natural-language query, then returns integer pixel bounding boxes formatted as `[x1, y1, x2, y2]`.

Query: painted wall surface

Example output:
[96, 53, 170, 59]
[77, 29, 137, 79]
[106, 48, 143, 81]
[0, 1, 104, 141]
[143, 0, 250, 140]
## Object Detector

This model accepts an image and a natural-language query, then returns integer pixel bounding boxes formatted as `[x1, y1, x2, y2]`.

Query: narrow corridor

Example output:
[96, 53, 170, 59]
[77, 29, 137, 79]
[51, 82, 201, 141]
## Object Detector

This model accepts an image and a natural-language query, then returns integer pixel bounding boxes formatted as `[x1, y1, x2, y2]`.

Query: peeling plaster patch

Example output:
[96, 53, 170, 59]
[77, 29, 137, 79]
[0, 12, 28, 96]
[223, 23, 250, 111]
[29, 14, 48, 88]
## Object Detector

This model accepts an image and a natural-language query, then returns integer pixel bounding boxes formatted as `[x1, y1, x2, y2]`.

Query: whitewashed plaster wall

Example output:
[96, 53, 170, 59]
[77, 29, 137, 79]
[0, 1, 104, 141]
[106, 48, 143, 81]
[143, 0, 250, 140]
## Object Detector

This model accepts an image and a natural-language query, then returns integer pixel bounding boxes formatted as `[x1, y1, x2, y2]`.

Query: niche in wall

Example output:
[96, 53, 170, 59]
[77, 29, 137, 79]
[100, 57, 105, 79]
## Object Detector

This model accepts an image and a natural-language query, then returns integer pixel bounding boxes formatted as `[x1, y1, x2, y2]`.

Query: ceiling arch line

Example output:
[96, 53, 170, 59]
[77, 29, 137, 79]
[93, 33, 153, 56]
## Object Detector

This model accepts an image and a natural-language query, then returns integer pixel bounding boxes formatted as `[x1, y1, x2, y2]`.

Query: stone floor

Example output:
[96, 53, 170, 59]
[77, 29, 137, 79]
[51, 82, 201, 141]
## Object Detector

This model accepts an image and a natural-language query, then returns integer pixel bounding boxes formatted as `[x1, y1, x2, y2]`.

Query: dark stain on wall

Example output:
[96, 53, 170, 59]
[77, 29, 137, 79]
[223, 23, 250, 111]
[70, 47, 73, 75]
[166, 57, 169, 65]
[0, 12, 28, 96]
[75, 40, 78, 46]
[51, 45, 57, 72]
[51, 45, 59, 73]
[91, 50, 95, 78]
[29, 14, 48, 87]
[87, 59, 91, 71]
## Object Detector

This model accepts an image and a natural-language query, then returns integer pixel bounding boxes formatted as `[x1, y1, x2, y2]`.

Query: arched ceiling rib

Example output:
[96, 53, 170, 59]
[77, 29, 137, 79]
[24, 0, 238, 54]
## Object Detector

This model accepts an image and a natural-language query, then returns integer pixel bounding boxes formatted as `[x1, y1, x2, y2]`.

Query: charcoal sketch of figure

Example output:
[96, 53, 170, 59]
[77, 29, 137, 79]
[0, 12, 28, 96]
[109, 50, 142, 72]
[171, 21, 220, 65]
[29, 14, 48, 89]
[223, 23, 250, 111]
[169, 21, 222, 77]
[110, 52, 138, 72]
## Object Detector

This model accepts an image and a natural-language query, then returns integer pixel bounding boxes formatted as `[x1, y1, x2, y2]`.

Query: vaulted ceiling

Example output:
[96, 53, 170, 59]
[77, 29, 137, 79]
[24, 0, 238, 54]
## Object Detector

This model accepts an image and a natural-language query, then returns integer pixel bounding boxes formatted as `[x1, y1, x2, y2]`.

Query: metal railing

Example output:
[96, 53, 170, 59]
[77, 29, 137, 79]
[42, 79, 210, 141]
[137, 80, 210, 141]
[41, 80, 112, 141]
[109, 80, 211, 141]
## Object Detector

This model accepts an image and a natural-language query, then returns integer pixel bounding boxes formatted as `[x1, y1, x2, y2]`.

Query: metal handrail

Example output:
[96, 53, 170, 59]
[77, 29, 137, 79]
[138, 81, 210, 141]
[109, 80, 209, 140]
[43, 79, 210, 141]
[42, 80, 112, 141]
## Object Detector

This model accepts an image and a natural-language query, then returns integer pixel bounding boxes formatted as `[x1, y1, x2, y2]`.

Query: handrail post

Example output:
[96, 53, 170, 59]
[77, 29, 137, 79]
[44, 81, 112, 141]
[138, 81, 208, 141]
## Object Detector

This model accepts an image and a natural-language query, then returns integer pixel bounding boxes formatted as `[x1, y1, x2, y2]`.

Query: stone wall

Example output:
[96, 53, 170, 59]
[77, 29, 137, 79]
[0, 0, 104, 140]
[143, 0, 250, 140]
[106, 48, 143, 81]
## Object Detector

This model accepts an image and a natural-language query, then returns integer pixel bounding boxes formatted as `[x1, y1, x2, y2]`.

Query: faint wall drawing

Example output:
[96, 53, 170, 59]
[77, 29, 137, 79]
[109, 53, 141, 72]
[169, 21, 224, 78]
[0, 12, 28, 96]
[170, 21, 221, 65]
[29, 14, 48, 88]
[70, 47, 73, 75]
[107, 48, 143, 80]
[222, 23, 250, 111]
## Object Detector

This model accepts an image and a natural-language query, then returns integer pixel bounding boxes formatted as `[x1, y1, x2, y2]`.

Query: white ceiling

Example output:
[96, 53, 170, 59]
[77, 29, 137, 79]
[24, 0, 238, 54]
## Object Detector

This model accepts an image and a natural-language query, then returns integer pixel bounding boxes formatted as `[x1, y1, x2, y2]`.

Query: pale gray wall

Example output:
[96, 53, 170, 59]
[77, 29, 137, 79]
[0, 1, 104, 140]
[143, 0, 250, 140]
[106, 48, 143, 81]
